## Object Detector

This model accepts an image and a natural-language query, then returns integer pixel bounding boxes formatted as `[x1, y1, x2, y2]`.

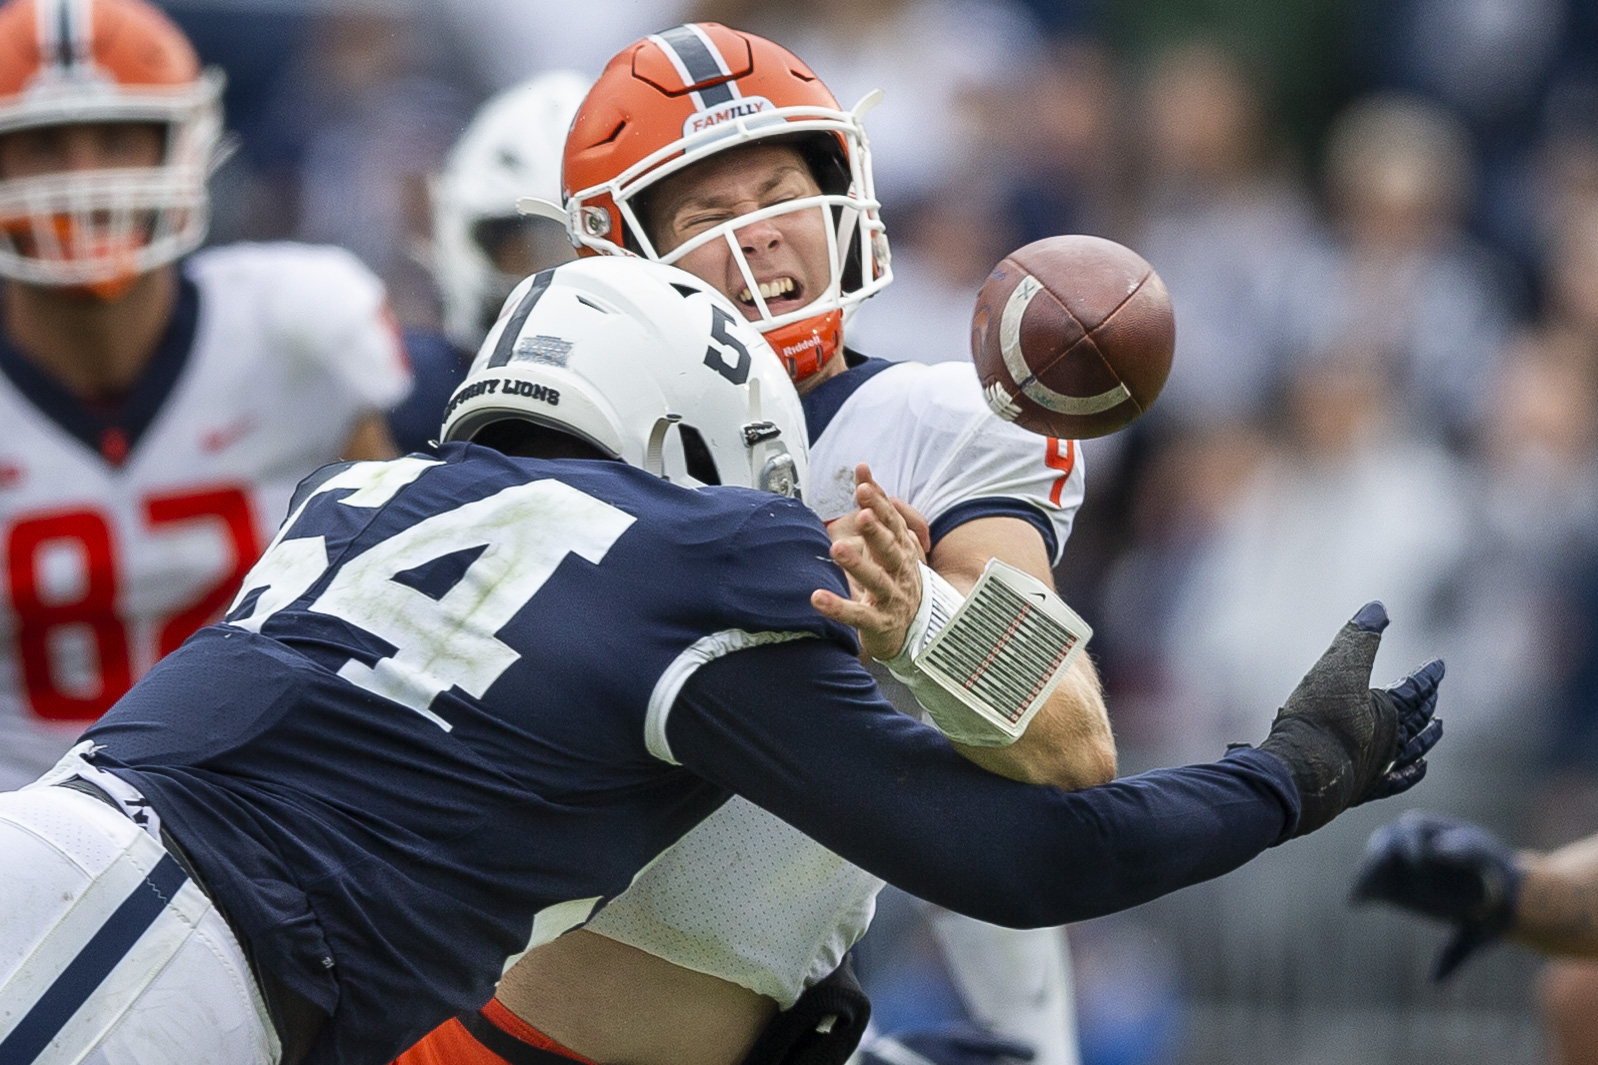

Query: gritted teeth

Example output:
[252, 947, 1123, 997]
[737, 276, 798, 305]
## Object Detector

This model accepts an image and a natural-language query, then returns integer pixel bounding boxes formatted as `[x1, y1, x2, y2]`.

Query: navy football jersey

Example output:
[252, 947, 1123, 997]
[82, 443, 856, 1064]
[80, 443, 1305, 1065]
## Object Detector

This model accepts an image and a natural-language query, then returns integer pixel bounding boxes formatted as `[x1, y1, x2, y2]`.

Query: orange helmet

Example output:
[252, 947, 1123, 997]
[0, 0, 224, 294]
[551, 24, 891, 382]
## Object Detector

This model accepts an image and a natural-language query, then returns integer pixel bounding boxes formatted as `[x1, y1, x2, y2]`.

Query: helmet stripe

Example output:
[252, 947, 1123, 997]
[37, 0, 93, 75]
[55, 0, 73, 69]
[652, 24, 737, 109]
[487, 268, 556, 368]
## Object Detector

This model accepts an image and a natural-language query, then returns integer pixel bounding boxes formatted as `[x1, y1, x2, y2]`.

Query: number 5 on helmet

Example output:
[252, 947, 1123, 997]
[439, 256, 808, 499]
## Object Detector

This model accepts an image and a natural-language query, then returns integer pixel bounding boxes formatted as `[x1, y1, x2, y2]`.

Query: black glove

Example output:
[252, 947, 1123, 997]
[1256, 602, 1444, 837]
[1351, 810, 1522, 980]
[860, 1026, 1035, 1065]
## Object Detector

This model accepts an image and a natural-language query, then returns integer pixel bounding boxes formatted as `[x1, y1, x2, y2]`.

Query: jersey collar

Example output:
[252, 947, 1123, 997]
[0, 272, 201, 467]
[799, 348, 897, 445]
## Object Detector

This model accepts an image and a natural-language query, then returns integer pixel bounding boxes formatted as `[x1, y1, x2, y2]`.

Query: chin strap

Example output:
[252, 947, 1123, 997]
[766, 309, 843, 382]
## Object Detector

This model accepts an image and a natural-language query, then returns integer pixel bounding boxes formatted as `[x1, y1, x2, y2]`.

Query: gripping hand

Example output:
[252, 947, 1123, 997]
[1351, 811, 1521, 980]
[1257, 602, 1444, 838]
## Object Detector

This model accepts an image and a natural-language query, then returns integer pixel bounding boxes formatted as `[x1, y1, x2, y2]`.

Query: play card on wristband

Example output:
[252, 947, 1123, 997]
[891, 559, 1091, 747]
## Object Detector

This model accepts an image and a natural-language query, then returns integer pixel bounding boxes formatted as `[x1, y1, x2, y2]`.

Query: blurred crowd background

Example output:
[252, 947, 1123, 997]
[160, 0, 1598, 1060]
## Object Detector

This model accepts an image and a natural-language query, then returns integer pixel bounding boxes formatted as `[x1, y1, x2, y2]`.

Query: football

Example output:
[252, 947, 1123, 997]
[971, 235, 1175, 439]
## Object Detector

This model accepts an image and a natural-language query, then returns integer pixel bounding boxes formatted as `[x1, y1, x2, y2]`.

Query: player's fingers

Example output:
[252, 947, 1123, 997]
[855, 506, 913, 577]
[1385, 658, 1445, 710]
[851, 464, 889, 522]
[1352, 601, 1391, 634]
[830, 534, 902, 608]
[829, 535, 869, 578]
[1396, 693, 1437, 745]
[1335, 601, 1389, 677]
[891, 498, 932, 556]
[850, 465, 927, 566]
[866, 488, 911, 549]
[1394, 716, 1443, 765]
[824, 512, 858, 544]
[827, 539, 874, 599]
[1304, 603, 1388, 696]
[813, 586, 907, 662]
[854, 475, 914, 559]
[1398, 690, 1441, 750]
[811, 588, 876, 630]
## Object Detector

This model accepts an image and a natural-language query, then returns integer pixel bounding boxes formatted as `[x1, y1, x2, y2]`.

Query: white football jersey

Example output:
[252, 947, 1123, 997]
[0, 242, 409, 789]
[585, 354, 1084, 1006]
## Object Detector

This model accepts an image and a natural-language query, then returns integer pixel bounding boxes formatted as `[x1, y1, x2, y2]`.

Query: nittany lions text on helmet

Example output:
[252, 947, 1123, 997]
[0, 0, 226, 295]
[440, 256, 806, 499]
[526, 23, 891, 383]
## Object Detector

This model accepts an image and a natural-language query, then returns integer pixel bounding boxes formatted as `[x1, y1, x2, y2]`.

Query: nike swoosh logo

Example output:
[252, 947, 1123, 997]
[201, 417, 257, 453]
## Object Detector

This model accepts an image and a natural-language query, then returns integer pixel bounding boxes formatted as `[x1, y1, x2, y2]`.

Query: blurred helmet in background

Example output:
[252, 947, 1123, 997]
[0, 0, 225, 295]
[431, 69, 587, 351]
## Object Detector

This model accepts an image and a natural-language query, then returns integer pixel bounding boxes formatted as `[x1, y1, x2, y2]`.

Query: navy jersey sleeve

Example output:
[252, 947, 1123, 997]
[644, 491, 858, 762]
[666, 638, 1300, 927]
[714, 494, 856, 639]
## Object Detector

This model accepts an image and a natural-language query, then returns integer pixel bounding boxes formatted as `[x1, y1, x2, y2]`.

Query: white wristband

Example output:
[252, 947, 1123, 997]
[883, 563, 963, 673]
[887, 560, 1092, 748]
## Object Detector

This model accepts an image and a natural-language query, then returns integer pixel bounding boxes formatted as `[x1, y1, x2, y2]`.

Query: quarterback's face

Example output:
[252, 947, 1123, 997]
[648, 143, 831, 323]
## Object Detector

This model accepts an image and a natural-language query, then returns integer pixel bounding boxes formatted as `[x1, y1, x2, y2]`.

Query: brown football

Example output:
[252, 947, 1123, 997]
[971, 235, 1175, 439]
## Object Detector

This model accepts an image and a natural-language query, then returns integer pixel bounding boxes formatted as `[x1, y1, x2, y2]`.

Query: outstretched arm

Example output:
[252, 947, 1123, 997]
[669, 605, 1441, 927]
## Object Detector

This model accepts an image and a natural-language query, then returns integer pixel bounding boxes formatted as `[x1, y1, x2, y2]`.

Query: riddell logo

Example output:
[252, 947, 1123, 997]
[779, 334, 823, 374]
[683, 96, 774, 138]
[780, 335, 822, 359]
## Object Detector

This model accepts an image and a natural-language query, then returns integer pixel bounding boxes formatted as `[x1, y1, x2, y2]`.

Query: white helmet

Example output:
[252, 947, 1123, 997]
[0, 0, 226, 295]
[440, 256, 807, 498]
[431, 70, 588, 351]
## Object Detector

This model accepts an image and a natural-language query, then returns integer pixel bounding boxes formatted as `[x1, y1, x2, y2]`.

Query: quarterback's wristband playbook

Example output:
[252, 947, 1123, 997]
[885, 559, 1091, 747]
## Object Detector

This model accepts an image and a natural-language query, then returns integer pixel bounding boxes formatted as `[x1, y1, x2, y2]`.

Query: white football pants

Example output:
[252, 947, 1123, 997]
[927, 911, 1080, 1065]
[0, 751, 278, 1065]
